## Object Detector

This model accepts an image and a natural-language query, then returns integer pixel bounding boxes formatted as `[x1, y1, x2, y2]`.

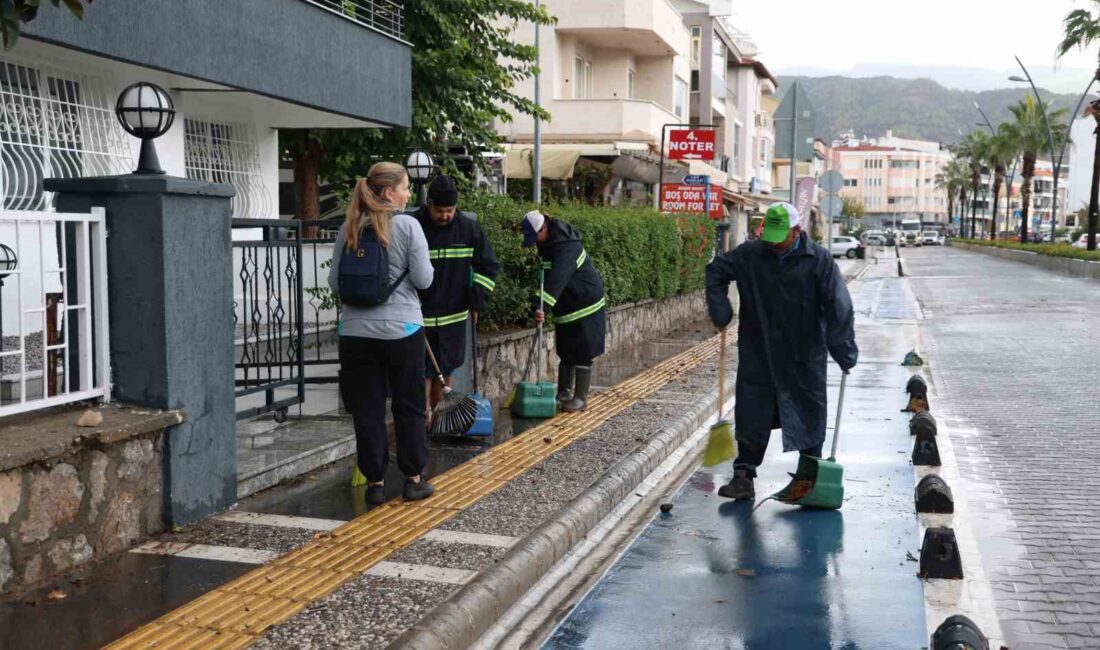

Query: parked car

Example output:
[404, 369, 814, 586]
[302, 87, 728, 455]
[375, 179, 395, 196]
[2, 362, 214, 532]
[884, 231, 897, 246]
[865, 234, 887, 246]
[830, 236, 863, 259]
[1072, 233, 1094, 249]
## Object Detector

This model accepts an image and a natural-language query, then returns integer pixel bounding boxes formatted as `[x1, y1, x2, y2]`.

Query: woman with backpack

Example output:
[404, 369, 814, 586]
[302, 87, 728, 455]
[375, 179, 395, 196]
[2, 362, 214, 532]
[328, 162, 436, 505]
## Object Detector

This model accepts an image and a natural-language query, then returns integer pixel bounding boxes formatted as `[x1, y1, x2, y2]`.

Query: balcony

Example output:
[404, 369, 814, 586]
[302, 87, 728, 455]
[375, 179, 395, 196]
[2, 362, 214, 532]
[552, 0, 689, 56]
[303, 0, 403, 39]
[22, 0, 411, 128]
[535, 99, 680, 144]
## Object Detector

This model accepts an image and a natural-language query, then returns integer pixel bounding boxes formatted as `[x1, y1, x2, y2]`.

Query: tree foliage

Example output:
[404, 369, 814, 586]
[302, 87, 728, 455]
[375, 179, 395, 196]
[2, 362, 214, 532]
[282, 0, 555, 220]
[840, 196, 865, 218]
[1, 0, 90, 48]
[1056, 0, 1100, 249]
[1000, 96, 1068, 242]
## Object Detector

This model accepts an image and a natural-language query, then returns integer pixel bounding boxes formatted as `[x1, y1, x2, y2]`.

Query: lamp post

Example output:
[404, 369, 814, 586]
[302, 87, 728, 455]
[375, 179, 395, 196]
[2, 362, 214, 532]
[533, 0, 542, 205]
[404, 149, 438, 206]
[0, 243, 17, 355]
[1009, 56, 1096, 243]
[972, 105, 997, 238]
[115, 82, 176, 174]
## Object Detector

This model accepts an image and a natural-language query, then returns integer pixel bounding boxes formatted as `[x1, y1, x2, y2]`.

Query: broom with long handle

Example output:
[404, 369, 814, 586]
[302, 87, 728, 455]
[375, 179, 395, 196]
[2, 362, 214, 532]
[702, 328, 736, 466]
[427, 340, 479, 436]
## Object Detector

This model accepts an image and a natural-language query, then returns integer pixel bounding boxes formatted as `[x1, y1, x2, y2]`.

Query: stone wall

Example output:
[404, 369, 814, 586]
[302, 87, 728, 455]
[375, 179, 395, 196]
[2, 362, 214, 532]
[476, 290, 706, 402]
[0, 406, 182, 595]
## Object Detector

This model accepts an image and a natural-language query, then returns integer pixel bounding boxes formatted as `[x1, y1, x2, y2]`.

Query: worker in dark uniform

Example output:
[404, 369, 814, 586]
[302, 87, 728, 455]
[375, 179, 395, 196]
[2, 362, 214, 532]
[413, 175, 500, 416]
[706, 202, 858, 500]
[521, 209, 606, 412]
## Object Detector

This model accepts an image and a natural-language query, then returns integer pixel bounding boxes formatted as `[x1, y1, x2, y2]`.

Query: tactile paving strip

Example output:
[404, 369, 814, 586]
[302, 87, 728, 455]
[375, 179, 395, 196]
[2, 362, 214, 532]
[106, 333, 726, 649]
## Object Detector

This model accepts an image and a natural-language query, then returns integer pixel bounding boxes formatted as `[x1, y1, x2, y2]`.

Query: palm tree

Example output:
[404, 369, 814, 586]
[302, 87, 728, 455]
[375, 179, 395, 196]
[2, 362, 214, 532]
[1057, 2, 1100, 250]
[986, 128, 1021, 241]
[935, 159, 970, 236]
[955, 131, 991, 238]
[1000, 96, 1068, 243]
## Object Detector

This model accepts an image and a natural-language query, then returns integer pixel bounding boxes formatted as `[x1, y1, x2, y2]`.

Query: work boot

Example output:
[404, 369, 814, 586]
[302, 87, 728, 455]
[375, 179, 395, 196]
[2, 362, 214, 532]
[717, 468, 755, 500]
[403, 476, 435, 501]
[366, 483, 386, 506]
[557, 363, 575, 408]
[563, 366, 591, 413]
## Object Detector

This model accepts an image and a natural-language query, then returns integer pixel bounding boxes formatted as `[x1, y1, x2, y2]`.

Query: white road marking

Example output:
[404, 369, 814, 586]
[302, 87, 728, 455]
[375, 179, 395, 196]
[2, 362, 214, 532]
[215, 511, 346, 531]
[130, 541, 279, 565]
[422, 529, 518, 549]
[366, 561, 474, 585]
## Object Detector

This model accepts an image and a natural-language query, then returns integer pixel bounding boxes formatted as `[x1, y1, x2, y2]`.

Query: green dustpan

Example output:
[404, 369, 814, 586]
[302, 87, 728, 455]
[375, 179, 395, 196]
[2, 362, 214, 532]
[763, 371, 848, 511]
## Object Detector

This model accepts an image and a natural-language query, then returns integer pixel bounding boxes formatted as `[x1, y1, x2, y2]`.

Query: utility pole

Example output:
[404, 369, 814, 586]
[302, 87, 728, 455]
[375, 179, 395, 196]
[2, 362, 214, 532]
[789, 82, 798, 204]
[532, 1, 542, 205]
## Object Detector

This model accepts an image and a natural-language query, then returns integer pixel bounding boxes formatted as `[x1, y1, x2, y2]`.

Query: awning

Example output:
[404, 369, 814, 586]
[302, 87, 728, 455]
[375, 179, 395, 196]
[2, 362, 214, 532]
[724, 190, 760, 209]
[612, 154, 661, 185]
[504, 149, 581, 180]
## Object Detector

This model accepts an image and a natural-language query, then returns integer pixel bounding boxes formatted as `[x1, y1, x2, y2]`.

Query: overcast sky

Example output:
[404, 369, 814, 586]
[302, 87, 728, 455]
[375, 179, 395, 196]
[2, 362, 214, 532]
[731, 0, 1098, 87]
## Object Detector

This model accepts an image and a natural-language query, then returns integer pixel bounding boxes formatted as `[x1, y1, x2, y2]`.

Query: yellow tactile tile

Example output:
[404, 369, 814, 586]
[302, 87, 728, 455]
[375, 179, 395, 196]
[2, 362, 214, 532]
[105, 333, 727, 649]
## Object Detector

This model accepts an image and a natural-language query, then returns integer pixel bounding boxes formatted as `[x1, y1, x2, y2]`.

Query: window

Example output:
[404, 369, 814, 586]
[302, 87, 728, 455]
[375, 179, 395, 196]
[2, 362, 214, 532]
[712, 33, 726, 103]
[185, 118, 273, 219]
[585, 61, 593, 98]
[890, 159, 918, 169]
[573, 56, 586, 99]
[843, 179, 857, 187]
[733, 123, 741, 170]
[690, 27, 702, 69]
[674, 77, 687, 122]
[1, 57, 132, 211]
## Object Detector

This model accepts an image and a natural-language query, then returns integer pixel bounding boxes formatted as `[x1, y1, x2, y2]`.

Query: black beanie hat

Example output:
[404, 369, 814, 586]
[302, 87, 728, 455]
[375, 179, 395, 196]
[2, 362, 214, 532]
[427, 175, 459, 207]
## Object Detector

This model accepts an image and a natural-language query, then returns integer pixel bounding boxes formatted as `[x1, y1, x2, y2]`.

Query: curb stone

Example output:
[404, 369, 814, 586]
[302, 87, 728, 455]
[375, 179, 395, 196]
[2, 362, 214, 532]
[391, 385, 720, 650]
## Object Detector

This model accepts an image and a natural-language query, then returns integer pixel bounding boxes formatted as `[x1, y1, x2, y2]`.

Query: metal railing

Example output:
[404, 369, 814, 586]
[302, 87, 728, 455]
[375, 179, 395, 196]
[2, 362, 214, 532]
[0, 209, 110, 418]
[302, 0, 403, 39]
[232, 220, 342, 421]
[233, 220, 305, 421]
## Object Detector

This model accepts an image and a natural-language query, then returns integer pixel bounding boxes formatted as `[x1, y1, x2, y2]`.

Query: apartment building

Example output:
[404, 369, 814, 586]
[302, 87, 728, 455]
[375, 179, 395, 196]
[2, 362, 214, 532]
[979, 162, 1070, 237]
[832, 132, 951, 228]
[496, 0, 693, 203]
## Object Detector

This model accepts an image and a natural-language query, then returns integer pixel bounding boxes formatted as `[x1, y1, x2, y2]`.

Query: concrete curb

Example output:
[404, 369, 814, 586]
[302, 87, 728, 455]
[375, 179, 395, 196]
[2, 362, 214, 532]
[391, 383, 722, 650]
[949, 240, 1100, 281]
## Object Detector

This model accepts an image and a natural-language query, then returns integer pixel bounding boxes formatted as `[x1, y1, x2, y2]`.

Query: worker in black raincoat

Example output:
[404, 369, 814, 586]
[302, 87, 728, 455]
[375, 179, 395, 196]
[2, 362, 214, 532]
[706, 202, 858, 500]
[412, 175, 500, 414]
[521, 209, 606, 412]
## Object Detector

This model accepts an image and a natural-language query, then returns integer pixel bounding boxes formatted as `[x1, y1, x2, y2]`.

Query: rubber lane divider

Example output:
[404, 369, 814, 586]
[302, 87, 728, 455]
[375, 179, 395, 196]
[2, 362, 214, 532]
[105, 334, 724, 649]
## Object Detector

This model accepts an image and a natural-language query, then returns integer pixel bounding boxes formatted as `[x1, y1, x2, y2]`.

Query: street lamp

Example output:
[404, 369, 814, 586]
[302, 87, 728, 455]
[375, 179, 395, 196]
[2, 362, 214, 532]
[115, 82, 176, 174]
[0, 243, 17, 354]
[403, 148, 438, 205]
[1009, 57, 1096, 243]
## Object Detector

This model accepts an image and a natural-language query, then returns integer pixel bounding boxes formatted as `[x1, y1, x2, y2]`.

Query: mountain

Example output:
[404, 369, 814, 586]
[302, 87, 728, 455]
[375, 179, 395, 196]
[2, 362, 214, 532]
[777, 75, 1088, 145]
[776, 64, 1097, 94]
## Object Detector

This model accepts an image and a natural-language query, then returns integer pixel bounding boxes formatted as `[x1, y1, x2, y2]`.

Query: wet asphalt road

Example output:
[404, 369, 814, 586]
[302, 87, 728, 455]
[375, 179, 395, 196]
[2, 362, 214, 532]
[907, 246, 1100, 649]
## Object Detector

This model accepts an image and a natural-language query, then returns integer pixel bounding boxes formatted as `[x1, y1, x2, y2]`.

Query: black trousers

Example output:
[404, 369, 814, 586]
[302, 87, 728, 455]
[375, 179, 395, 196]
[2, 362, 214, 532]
[733, 439, 824, 478]
[424, 322, 466, 378]
[339, 331, 429, 483]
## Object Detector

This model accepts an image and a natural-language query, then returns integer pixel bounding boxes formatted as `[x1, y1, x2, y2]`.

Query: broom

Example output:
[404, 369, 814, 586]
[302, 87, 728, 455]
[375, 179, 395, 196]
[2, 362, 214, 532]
[702, 328, 736, 467]
[427, 341, 479, 436]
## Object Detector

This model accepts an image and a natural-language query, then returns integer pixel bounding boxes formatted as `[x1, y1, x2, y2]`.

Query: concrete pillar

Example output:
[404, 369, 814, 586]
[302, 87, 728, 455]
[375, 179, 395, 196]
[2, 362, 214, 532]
[44, 174, 236, 526]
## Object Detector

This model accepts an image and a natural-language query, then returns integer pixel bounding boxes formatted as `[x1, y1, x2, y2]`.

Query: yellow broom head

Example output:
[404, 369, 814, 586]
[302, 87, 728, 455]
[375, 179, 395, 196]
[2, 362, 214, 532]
[351, 465, 367, 487]
[702, 420, 736, 467]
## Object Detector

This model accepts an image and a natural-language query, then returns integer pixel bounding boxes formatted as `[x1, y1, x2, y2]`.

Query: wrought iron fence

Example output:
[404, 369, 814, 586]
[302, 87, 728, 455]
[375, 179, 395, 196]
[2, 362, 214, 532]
[233, 220, 306, 421]
[302, 0, 403, 39]
[0, 209, 110, 418]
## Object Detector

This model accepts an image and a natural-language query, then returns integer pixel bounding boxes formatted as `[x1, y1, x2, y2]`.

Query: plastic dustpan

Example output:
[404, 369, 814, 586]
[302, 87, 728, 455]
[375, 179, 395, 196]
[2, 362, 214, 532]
[465, 322, 494, 436]
[510, 267, 556, 421]
[467, 393, 494, 436]
[758, 371, 848, 511]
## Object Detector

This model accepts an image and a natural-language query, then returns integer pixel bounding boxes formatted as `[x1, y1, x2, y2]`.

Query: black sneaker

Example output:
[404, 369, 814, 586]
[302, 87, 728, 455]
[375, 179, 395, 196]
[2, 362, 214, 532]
[403, 477, 435, 501]
[717, 470, 755, 500]
[366, 484, 385, 506]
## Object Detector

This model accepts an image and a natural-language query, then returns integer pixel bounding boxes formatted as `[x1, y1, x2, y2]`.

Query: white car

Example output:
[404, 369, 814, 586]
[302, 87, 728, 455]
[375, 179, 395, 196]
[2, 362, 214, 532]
[1072, 233, 1094, 249]
[830, 236, 863, 259]
[922, 232, 941, 246]
[864, 234, 887, 246]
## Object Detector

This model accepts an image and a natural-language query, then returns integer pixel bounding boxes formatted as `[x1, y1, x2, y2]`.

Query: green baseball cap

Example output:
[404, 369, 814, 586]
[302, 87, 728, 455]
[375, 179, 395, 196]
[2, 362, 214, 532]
[761, 202, 801, 244]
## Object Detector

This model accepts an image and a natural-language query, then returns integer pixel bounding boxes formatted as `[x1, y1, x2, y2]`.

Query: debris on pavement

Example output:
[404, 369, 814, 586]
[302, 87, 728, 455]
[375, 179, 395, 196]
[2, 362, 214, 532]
[76, 409, 103, 427]
[901, 350, 925, 366]
[659, 503, 674, 514]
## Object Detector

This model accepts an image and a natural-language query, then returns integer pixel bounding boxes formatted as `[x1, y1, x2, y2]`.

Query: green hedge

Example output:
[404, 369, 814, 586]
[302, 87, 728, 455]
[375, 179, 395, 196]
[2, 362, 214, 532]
[462, 193, 714, 330]
[955, 238, 1100, 262]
